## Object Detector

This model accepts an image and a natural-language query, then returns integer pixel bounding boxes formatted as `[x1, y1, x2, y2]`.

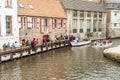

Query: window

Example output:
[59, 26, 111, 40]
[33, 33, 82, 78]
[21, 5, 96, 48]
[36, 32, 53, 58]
[87, 20, 91, 29]
[18, 2, 24, 8]
[32, 17, 37, 28]
[24, 17, 26, 28]
[21, 17, 26, 28]
[114, 23, 117, 27]
[112, 4, 115, 7]
[118, 6, 120, 8]
[98, 20, 102, 31]
[61, 19, 63, 27]
[73, 10, 77, 17]
[94, 12, 97, 18]
[87, 11, 91, 17]
[80, 20, 83, 29]
[87, 20, 91, 32]
[80, 11, 84, 17]
[43, 18, 49, 33]
[93, 20, 97, 32]
[99, 12, 102, 18]
[72, 19, 77, 33]
[54, 19, 57, 28]
[80, 19, 83, 33]
[5, 0, 12, 8]
[45, 19, 47, 26]
[114, 12, 117, 16]
[6, 16, 12, 35]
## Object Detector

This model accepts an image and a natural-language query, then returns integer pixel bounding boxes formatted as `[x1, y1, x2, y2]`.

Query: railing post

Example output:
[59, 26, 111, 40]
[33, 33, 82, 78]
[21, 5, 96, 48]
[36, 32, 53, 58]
[41, 45, 43, 52]
[0, 53, 2, 63]
[28, 48, 31, 55]
[10, 51, 13, 60]
[20, 49, 23, 58]
[63, 40, 65, 46]
[46, 43, 48, 51]
[59, 41, 61, 47]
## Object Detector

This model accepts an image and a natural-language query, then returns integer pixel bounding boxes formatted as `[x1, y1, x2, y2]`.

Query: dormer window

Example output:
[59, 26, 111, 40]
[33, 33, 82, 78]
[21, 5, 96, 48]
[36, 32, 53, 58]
[18, 2, 24, 8]
[28, 4, 33, 10]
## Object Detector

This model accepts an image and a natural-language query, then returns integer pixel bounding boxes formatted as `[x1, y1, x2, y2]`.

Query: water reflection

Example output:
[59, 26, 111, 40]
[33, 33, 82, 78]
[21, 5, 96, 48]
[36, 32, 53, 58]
[0, 39, 120, 80]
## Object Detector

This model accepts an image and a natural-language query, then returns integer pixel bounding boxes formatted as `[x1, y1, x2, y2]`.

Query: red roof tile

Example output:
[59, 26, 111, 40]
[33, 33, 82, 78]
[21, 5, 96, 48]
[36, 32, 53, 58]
[18, 0, 66, 18]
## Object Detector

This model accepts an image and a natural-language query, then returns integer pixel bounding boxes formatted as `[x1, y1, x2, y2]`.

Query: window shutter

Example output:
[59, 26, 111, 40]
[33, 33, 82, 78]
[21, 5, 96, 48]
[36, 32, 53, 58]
[63, 19, 66, 28]
[29, 17, 32, 28]
[57, 19, 61, 29]
[37, 18, 40, 28]
[27, 17, 32, 28]
[18, 17, 22, 29]
[49, 19, 52, 33]
[52, 19, 55, 29]
[40, 18, 44, 34]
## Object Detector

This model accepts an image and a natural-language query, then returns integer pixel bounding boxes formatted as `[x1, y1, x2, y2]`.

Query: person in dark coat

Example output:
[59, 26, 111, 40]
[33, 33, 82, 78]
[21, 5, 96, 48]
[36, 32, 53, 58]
[31, 38, 36, 51]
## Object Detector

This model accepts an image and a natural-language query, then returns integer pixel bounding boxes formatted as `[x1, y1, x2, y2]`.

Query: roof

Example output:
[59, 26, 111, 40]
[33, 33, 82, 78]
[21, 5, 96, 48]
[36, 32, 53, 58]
[18, 0, 66, 18]
[59, 0, 106, 12]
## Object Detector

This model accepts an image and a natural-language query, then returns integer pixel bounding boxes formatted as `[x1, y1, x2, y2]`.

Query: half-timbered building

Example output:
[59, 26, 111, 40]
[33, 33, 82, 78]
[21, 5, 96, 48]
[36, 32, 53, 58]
[18, 0, 66, 42]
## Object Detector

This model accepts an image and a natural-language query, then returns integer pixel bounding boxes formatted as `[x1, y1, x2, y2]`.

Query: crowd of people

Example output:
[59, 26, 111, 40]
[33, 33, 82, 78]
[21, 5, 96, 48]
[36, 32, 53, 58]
[1, 35, 69, 51]
[93, 39, 112, 46]
[2, 41, 19, 51]
[2, 38, 40, 51]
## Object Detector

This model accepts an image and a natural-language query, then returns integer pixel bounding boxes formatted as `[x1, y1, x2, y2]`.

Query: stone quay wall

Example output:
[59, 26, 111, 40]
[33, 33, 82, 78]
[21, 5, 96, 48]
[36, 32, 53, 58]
[0, 40, 70, 63]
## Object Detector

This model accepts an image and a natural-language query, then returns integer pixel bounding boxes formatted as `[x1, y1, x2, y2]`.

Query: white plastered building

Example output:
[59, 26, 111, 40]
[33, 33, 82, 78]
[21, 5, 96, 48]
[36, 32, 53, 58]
[0, 0, 19, 49]
[106, 0, 120, 38]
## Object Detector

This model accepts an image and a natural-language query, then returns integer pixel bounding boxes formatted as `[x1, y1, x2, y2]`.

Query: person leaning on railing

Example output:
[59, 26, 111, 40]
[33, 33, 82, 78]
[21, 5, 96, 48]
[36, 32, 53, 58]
[11, 41, 19, 49]
[31, 38, 36, 51]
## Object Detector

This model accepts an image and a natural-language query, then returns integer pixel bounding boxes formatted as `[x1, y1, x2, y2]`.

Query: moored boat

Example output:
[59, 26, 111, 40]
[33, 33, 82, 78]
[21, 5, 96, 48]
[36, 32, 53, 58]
[70, 40, 91, 47]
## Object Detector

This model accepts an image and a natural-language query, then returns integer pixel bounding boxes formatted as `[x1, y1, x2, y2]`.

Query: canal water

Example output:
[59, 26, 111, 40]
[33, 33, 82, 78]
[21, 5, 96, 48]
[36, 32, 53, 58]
[0, 39, 120, 80]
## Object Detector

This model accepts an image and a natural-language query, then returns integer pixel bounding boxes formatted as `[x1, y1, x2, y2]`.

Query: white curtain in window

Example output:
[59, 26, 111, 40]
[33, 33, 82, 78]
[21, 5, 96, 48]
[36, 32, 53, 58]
[72, 19, 77, 29]
[87, 20, 91, 29]
[80, 19, 83, 29]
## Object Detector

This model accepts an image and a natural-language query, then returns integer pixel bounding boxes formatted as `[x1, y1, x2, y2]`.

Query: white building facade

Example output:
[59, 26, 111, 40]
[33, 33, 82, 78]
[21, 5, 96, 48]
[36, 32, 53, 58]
[106, 0, 120, 38]
[110, 10, 120, 28]
[60, 0, 106, 39]
[0, 0, 19, 49]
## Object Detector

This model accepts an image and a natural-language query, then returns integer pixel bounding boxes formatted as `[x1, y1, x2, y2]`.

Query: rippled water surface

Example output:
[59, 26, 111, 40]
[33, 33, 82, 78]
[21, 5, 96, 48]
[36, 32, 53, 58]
[0, 39, 120, 80]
